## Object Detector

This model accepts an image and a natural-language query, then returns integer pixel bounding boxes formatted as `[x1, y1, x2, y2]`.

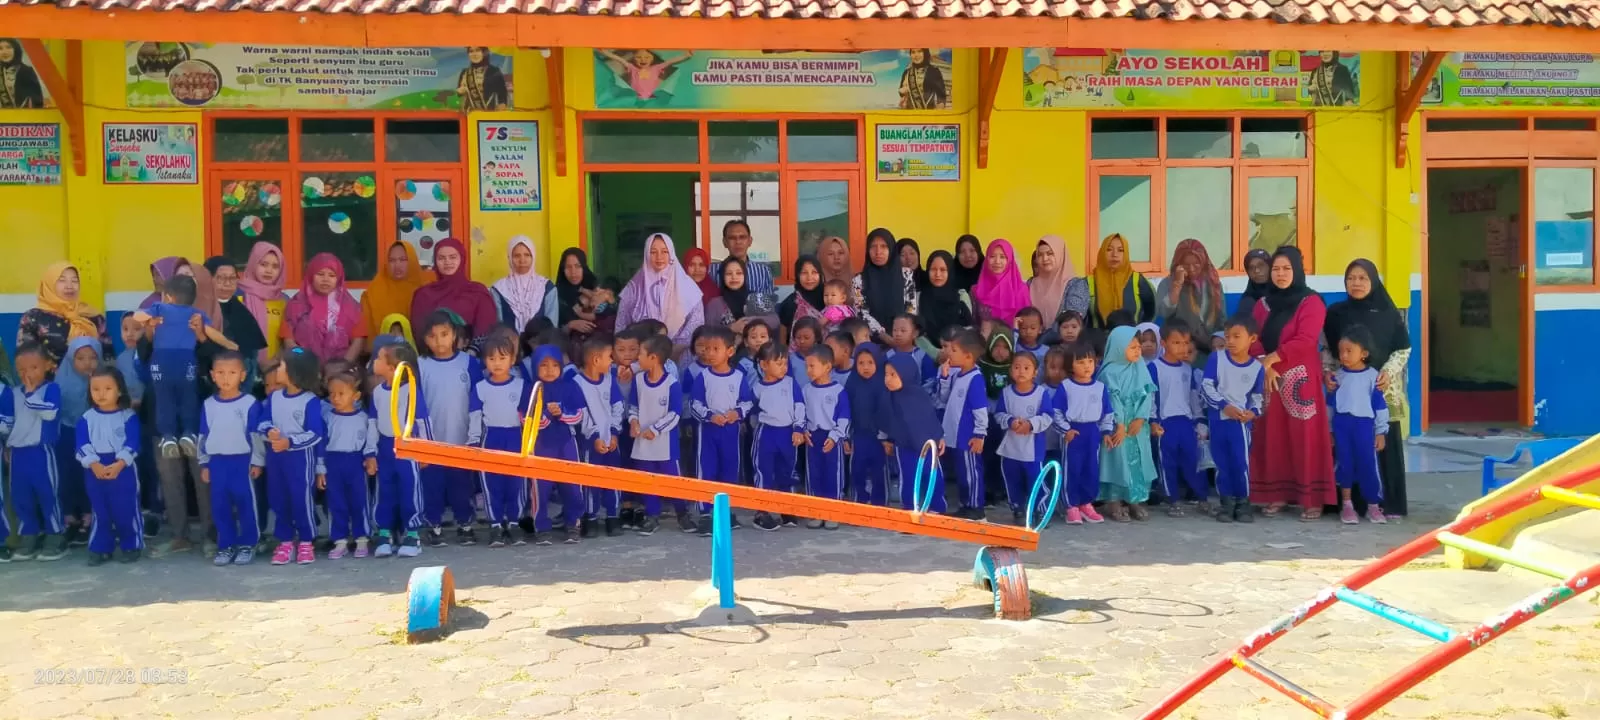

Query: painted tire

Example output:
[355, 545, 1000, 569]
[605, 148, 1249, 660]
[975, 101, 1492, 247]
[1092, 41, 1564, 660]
[972, 546, 1031, 621]
[406, 566, 456, 642]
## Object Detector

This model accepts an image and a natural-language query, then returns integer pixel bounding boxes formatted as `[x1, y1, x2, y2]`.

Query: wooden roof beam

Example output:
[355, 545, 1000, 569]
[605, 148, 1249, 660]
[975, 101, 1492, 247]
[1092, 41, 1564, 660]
[1395, 51, 1445, 168]
[976, 47, 1008, 170]
[544, 49, 567, 177]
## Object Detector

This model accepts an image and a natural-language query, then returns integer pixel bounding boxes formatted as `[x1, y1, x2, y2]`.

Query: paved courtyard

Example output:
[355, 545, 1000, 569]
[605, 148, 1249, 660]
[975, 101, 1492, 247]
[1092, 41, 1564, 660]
[3, 459, 1597, 720]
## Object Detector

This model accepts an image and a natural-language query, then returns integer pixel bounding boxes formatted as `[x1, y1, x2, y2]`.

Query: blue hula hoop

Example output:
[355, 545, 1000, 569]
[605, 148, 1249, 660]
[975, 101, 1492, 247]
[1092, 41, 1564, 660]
[911, 439, 940, 515]
[1025, 460, 1064, 532]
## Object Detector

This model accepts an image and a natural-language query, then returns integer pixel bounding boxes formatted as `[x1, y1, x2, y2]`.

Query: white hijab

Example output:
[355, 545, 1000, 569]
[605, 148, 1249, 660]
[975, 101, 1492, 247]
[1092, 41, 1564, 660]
[625, 233, 701, 336]
[492, 235, 550, 332]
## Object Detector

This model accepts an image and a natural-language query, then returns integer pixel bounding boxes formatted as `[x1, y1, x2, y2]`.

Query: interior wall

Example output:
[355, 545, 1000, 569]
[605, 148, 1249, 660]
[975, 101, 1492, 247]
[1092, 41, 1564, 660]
[1426, 167, 1522, 386]
[588, 172, 697, 285]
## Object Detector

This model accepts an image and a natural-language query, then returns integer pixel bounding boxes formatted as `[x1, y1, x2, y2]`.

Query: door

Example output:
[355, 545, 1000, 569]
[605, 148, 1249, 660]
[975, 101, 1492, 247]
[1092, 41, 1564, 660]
[386, 168, 463, 275]
[1528, 162, 1596, 426]
[787, 169, 863, 268]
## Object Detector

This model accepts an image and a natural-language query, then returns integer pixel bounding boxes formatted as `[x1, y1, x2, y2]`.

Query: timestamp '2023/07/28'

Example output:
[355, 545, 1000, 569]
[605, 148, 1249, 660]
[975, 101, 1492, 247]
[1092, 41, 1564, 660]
[34, 667, 188, 685]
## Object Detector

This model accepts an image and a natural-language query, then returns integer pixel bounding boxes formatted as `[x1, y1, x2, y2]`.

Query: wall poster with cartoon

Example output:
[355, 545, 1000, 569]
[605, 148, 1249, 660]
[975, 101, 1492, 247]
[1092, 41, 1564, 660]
[593, 49, 955, 111]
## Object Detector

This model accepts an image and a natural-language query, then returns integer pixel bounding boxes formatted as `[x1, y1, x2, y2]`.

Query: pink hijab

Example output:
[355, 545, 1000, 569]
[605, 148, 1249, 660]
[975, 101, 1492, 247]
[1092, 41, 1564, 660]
[972, 239, 1031, 326]
[282, 253, 364, 361]
[1028, 234, 1076, 321]
[237, 241, 288, 334]
[623, 233, 701, 336]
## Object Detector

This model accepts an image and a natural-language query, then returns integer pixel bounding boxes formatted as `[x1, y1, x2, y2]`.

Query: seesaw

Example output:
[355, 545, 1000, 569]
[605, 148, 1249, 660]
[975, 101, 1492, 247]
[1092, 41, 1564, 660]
[387, 363, 1059, 630]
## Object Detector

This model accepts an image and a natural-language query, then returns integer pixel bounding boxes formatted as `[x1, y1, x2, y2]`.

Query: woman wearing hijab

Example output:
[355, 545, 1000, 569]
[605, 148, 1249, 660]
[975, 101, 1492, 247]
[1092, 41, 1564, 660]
[778, 255, 826, 338]
[201, 257, 269, 377]
[362, 241, 424, 339]
[238, 242, 290, 357]
[1235, 248, 1273, 319]
[140, 256, 190, 310]
[616, 233, 704, 355]
[491, 235, 557, 333]
[410, 237, 499, 346]
[457, 46, 509, 111]
[1097, 325, 1159, 522]
[1075, 233, 1156, 329]
[1324, 259, 1412, 517]
[852, 228, 915, 342]
[817, 236, 853, 287]
[951, 234, 984, 294]
[555, 247, 614, 344]
[1154, 239, 1227, 366]
[915, 251, 974, 357]
[1249, 245, 1335, 520]
[19, 262, 111, 365]
[1029, 235, 1087, 324]
[0, 38, 46, 109]
[682, 248, 720, 308]
[896, 238, 929, 288]
[282, 253, 367, 363]
[972, 239, 1032, 326]
[704, 256, 777, 335]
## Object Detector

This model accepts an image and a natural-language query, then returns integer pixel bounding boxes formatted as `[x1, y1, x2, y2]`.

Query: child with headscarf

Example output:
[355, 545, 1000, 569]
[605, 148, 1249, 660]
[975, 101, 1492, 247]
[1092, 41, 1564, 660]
[1097, 326, 1158, 522]
[55, 336, 102, 546]
[883, 353, 946, 514]
[845, 343, 889, 507]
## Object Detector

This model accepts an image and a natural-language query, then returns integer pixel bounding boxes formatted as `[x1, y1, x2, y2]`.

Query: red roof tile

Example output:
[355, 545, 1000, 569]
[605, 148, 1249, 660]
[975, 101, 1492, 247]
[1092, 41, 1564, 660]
[7, 0, 1600, 27]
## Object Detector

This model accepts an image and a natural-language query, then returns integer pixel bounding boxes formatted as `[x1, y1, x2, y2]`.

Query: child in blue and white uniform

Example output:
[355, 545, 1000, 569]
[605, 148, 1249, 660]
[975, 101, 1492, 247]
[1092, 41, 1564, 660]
[1013, 307, 1048, 363]
[572, 336, 626, 537]
[369, 343, 428, 558]
[802, 345, 851, 527]
[1054, 341, 1114, 525]
[937, 329, 989, 521]
[1150, 322, 1207, 517]
[844, 343, 889, 507]
[748, 341, 806, 532]
[321, 370, 376, 559]
[995, 352, 1052, 526]
[528, 344, 587, 545]
[883, 353, 946, 514]
[75, 366, 142, 566]
[468, 334, 533, 547]
[55, 336, 101, 548]
[131, 274, 235, 458]
[824, 332, 856, 387]
[627, 334, 684, 537]
[687, 325, 753, 536]
[261, 349, 325, 565]
[1329, 326, 1390, 525]
[199, 351, 263, 566]
[417, 311, 482, 546]
[4, 347, 65, 560]
[1201, 317, 1265, 524]
[886, 314, 938, 395]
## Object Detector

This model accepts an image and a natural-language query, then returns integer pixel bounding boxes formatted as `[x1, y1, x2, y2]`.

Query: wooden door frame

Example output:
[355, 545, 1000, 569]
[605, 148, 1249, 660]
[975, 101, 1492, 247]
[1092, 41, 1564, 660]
[785, 168, 867, 269]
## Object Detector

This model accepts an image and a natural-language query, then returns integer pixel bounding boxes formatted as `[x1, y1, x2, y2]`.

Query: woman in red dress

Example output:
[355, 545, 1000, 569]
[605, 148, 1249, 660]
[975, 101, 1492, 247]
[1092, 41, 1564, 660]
[1249, 246, 1336, 519]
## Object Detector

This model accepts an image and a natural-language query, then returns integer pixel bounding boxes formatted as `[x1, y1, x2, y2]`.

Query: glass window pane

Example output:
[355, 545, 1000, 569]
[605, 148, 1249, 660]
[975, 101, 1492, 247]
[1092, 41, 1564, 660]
[1098, 175, 1153, 263]
[1247, 176, 1300, 255]
[703, 173, 781, 280]
[214, 118, 289, 163]
[1166, 167, 1234, 269]
[1425, 118, 1525, 132]
[1535, 118, 1595, 131]
[788, 120, 858, 163]
[1534, 167, 1595, 286]
[1241, 117, 1307, 159]
[708, 121, 778, 164]
[394, 179, 454, 268]
[1166, 117, 1231, 160]
[300, 171, 379, 282]
[300, 118, 375, 163]
[797, 180, 852, 259]
[583, 120, 698, 164]
[385, 120, 462, 163]
[1091, 118, 1157, 160]
[218, 178, 285, 267]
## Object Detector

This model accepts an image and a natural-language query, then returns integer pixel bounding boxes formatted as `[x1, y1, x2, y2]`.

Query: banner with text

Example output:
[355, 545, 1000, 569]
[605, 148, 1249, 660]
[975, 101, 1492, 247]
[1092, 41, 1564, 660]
[1421, 53, 1600, 107]
[875, 124, 960, 182]
[1021, 49, 1361, 109]
[0, 124, 61, 186]
[477, 121, 541, 212]
[593, 49, 954, 110]
[125, 43, 514, 110]
[104, 123, 199, 184]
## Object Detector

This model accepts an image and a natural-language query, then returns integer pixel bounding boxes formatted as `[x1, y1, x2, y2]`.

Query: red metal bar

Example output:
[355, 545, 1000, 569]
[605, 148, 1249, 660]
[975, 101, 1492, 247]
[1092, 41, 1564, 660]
[1230, 655, 1337, 718]
[1139, 462, 1600, 720]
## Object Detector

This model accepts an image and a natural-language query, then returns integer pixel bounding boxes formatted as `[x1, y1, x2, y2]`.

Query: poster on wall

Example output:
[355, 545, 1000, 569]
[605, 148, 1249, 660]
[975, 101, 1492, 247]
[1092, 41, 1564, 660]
[103, 123, 198, 184]
[1420, 52, 1600, 107]
[0, 39, 53, 108]
[0, 123, 61, 186]
[593, 49, 954, 110]
[875, 124, 960, 182]
[477, 120, 541, 212]
[1020, 49, 1360, 109]
[124, 43, 514, 110]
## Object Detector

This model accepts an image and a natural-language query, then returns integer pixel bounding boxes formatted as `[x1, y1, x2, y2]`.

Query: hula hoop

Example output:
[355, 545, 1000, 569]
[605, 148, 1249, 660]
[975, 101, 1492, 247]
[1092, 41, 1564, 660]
[1025, 460, 1064, 532]
[389, 362, 417, 441]
[519, 381, 545, 457]
[910, 439, 941, 516]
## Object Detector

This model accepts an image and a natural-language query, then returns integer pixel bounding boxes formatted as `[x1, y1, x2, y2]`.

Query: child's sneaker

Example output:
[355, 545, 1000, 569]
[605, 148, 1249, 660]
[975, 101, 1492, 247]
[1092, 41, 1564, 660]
[781, 514, 800, 528]
[1064, 506, 1084, 525]
[499, 527, 516, 546]
[753, 512, 780, 531]
[619, 507, 638, 530]
[456, 526, 476, 546]
[213, 548, 235, 566]
[426, 527, 446, 547]
[271, 542, 294, 565]
[729, 514, 743, 530]
[510, 527, 527, 546]
[1234, 501, 1255, 524]
[373, 535, 395, 558]
[1080, 504, 1105, 524]
[233, 547, 255, 565]
[0, 547, 12, 563]
[823, 520, 840, 531]
[160, 438, 180, 459]
[696, 515, 714, 537]
[296, 542, 315, 564]
[328, 540, 349, 560]
[1367, 507, 1388, 524]
[353, 538, 369, 558]
[88, 552, 112, 567]
[398, 534, 422, 558]
[488, 524, 507, 548]
[637, 515, 660, 536]
[564, 528, 581, 544]
[534, 532, 554, 546]
[604, 518, 622, 537]
[38, 535, 67, 561]
[676, 510, 697, 534]
[581, 515, 600, 539]
[178, 435, 199, 458]
[1012, 510, 1026, 526]
[805, 518, 824, 530]
[64, 524, 86, 547]
[118, 549, 141, 563]
[1340, 502, 1360, 525]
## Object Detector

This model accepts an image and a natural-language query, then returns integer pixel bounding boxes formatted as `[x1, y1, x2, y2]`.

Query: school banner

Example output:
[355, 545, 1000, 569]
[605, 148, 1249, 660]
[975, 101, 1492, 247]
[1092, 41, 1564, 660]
[0, 39, 53, 109]
[593, 49, 954, 110]
[124, 43, 514, 110]
[1420, 53, 1600, 107]
[1021, 49, 1361, 109]
[875, 124, 960, 182]
[477, 120, 542, 212]
[104, 123, 199, 184]
[0, 124, 61, 186]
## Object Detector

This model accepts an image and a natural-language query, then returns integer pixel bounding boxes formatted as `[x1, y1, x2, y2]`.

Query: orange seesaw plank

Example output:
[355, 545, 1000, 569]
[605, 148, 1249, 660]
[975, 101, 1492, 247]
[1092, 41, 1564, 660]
[394, 437, 1039, 551]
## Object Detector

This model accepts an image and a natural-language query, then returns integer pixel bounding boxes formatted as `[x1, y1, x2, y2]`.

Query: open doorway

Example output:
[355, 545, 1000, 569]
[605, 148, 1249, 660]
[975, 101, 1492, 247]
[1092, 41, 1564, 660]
[1425, 167, 1524, 426]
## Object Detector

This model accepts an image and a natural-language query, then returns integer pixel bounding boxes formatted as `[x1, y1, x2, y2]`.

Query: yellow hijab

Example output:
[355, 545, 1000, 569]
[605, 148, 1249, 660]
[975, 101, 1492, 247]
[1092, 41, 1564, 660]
[38, 262, 99, 340]
[362, 242, 424, 337]
[379, 313, 414, 347]
[1092, 234, 1135, 318]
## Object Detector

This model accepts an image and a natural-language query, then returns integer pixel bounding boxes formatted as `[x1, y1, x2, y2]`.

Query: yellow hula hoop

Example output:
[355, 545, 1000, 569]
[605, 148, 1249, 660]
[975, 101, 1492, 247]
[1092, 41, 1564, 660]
[389, 362, 418, 441]
[519, 380, 545, 457]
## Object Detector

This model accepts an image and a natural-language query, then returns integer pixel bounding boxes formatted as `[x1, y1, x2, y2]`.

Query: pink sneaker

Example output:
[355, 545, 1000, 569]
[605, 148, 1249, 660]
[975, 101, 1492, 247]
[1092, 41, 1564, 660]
[1367, 507, 1388, 524]
[1340, 502, 1360, 525]
[270, 542, 294, 565]
[352, 538, 369, 559]
[1064, 507, 1084, 525]
[328, 541, 348, 560]
[296, 542, 315, 565]
[1080, 504, 1105, 524]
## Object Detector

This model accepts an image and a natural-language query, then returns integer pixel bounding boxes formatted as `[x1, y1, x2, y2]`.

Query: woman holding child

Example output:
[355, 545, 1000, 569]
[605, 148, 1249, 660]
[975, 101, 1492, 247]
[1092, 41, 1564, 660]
[778, 255, 826, 337]
[853, 228, 916, 342]
[555, 247, 614, 345]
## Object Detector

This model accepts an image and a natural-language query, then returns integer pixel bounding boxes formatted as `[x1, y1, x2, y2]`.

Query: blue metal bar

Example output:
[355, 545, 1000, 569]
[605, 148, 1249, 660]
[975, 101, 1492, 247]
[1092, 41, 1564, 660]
[1334, 587, 1455, 643]
[712, 493, 735, 609]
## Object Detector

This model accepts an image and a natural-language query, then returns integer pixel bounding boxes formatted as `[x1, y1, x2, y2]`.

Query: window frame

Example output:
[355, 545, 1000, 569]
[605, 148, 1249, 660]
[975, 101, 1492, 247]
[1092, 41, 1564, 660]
[1086, 112, 1314, 274]
[204, 111, 469, 288]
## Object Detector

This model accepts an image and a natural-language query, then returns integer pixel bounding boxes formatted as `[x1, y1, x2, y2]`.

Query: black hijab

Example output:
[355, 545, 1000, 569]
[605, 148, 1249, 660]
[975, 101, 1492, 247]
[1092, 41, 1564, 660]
[920, 251, 973, 341]
[1237, 248, 1273, 317]
[895, 238, 929, 289]
[952, 234, 983, 293]
[555, 247, 598, 326]
[779, 255, 825, 329]
[1260, 246, 1314, 353]
[860, 228, 906, 326]
[1325, 258, 1410, 369]
[718, 255, 751, 321]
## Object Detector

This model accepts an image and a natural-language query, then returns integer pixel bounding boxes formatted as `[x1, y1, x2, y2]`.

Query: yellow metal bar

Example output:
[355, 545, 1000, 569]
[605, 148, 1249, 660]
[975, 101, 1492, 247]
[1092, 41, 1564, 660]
[1436, 532, 1574, 580]
[1541, 485, 1600, 511]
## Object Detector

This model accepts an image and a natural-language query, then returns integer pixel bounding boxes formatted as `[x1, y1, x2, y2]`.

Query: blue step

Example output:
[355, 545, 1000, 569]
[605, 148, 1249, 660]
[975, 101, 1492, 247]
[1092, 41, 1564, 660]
[1334, 586, 1456, 643]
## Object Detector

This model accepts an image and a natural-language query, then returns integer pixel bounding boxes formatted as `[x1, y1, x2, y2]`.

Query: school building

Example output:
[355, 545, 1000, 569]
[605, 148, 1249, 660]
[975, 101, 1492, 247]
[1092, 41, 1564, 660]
[2, 4, 1600, 436]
